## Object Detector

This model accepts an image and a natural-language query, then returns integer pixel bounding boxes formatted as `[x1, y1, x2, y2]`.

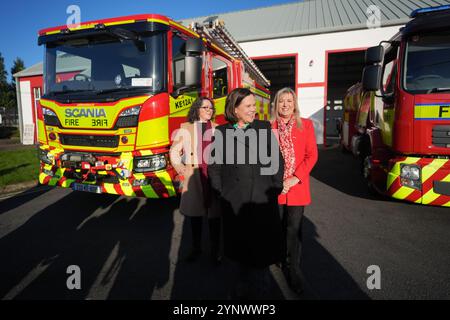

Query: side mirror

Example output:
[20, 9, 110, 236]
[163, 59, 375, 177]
[362, 65, 382, 91]
[186, 38, 204, 55]
[185, 56, 202, 87]
[365, 46, 384, 65]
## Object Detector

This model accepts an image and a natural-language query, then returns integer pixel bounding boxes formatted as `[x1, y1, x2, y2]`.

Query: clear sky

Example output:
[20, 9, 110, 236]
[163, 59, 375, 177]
[0, 0, 297, 81]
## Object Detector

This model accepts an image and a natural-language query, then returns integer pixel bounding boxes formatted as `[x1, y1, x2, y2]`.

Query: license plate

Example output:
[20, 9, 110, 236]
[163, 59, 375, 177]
[72, 183, 101, 194]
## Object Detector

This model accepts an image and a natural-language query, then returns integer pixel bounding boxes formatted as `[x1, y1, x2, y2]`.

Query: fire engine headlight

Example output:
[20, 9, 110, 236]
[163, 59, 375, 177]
[42, 108, 57, 116]
[42, 108, 61, 126]
[116, 106, 141, 128]
[400, 164, 421, 181]
[38, 148, 53, 165]
[119, 106, 141, 117]
[134, 154, 167, 172]
[400, 164, 421, 190]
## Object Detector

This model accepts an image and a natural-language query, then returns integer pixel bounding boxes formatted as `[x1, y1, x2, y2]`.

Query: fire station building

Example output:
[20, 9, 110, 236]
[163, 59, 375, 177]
[14, 0, 450, 145]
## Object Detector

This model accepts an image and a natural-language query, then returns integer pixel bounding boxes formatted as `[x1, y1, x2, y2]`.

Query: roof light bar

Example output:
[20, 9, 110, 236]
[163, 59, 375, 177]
[410, 5, 450, 18]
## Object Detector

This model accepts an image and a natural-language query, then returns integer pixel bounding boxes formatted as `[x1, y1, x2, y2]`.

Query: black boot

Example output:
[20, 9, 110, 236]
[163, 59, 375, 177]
[184, 217, 202, 262]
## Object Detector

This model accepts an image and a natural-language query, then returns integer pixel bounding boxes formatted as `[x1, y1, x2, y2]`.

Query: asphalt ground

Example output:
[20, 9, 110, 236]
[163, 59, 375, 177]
[0, 145, 449, 300]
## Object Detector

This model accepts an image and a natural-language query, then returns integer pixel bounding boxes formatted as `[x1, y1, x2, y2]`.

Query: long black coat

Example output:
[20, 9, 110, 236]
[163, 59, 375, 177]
[208, 120, 285, 268]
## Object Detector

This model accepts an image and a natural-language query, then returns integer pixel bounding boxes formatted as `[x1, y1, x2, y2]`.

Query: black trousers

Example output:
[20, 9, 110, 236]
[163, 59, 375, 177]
[189, 216, 221, 252]
[279, 205, 304, 284]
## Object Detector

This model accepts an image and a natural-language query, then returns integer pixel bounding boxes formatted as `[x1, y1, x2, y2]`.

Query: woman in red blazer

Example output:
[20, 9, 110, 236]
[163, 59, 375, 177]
[271, 87, 318, 295]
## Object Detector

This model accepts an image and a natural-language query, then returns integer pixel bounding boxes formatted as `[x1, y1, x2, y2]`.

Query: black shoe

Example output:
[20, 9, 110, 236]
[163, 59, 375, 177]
[288, 273, 304, 295]
[210, 253, 222, 266]
[210, 246, 222, 266]
[184, 247, 202, 262]
[289, 279, 303, 295]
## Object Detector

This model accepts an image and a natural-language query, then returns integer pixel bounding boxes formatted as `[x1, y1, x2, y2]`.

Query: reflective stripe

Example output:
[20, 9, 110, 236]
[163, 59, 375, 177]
[414, 104, 450, 120]
[39, 173, 48, 184]
[61, 179, 75, 188]
[423, 173, 450, 205]
[133, 173, 147, 180]
[147, 18, 169, 25]
[136, 116, 169, 148]
[154, 170, 176, 197]
[105, 20, 135, 27]
[392, 186, 415, 200]
[40, 96, 149, 130]
[169, 20, 200, 38]
[422, 159, 447, 183]
[104, 184, 119, 195]
[120, 181, 135, 197]
[387, 157, 450, 207]
[140, 185, 159, 198]
[38, 119, 47, 144]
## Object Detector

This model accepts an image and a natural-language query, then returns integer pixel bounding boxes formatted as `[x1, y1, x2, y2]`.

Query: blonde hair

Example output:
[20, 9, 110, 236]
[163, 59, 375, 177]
[271, 87, 303, 129]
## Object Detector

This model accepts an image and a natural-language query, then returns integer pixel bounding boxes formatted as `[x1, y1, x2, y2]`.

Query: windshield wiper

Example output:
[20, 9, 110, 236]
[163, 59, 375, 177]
[427, 87, 450, 94]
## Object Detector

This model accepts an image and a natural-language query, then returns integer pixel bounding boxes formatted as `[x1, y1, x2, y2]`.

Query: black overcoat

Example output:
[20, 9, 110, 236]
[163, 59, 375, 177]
[208, 119, 285, 268]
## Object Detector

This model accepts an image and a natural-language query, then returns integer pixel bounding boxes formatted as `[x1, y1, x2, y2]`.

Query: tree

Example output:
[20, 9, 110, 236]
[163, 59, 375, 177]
[0, 52, 7, 88]
[0, 53, 25, 125]
[10, 58, 25, 87]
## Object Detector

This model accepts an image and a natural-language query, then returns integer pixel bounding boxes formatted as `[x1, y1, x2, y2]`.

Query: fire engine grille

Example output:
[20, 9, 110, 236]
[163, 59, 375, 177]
[60, 134, 119, 148]
[432, 126, 450, 148]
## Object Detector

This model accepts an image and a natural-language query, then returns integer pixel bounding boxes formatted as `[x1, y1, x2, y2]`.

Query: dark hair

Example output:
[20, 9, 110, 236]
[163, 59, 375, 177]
[224, 88, 254, 123]
[187, 97, 216, 123]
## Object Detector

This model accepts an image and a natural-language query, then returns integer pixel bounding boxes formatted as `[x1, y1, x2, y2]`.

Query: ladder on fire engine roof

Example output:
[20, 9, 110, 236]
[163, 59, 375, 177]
[189, 18, 271, 88]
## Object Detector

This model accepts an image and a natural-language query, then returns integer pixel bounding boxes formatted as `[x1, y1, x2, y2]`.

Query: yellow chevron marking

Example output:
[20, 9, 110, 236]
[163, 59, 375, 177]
[154, 170, 176, 196]
[61, 179, 75, 188]
[422, 159, 447, 183]
[39, 173, 48, 184]
[141, 185, 158, 198]
[120, 182, 135, 197]
[392, 186, 415, 200]
[423, 173, 450, 205]
[104, 184, 118, 195]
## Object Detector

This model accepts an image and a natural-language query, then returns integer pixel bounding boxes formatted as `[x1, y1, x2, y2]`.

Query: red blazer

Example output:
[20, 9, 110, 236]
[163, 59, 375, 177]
[272, 118, 318, 206]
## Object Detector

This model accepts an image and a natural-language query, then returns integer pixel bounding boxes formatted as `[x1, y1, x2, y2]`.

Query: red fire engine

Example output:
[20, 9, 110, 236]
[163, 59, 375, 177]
[36, 15, 270, 198]
[341, 5, 450, 207]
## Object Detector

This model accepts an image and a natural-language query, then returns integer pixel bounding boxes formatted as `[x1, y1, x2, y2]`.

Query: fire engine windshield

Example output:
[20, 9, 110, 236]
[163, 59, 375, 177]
[404, 32, 450, 94]
[43, 32, 165, 101]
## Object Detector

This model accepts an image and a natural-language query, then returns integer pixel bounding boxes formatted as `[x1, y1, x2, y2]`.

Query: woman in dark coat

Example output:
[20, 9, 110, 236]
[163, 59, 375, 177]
[208, 88, 285, 297]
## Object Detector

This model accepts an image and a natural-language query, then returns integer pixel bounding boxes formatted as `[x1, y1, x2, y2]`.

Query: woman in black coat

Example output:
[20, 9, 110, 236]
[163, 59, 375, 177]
[208, 88, 285, 297]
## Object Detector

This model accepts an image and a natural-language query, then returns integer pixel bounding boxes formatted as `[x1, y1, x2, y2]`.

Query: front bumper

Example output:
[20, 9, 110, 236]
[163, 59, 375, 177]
[38, 145, 180, 198]
[386, 157, 450, 207]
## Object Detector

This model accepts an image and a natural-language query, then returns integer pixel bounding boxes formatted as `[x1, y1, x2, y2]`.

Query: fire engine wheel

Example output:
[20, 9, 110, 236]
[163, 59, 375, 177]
[362, 155, 376, 194]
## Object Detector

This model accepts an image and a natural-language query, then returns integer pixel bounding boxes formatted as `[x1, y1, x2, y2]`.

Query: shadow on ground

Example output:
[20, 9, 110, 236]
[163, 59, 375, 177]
[0, 187, 369, 300]
[311, 145, 389, 202]
[0, 185, 51, 215]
